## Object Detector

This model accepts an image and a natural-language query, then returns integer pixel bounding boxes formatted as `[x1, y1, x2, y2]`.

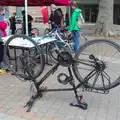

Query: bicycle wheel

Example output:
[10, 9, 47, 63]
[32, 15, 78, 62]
[49, 42, 67, 63]
[15, 28, 23, 34]
[66, 32, 87, 47]
[80, 33, 87, 46]
[44, 28, 51, 35]
[4, 34, 45, 81]
[31, 28, 39, 36]
[72, 39, 120, 90]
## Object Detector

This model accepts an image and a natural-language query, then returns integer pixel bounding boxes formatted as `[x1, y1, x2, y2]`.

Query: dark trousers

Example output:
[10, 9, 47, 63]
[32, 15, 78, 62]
[0, 43, 10, 63]
[0, 43, 4, 62]
[23, 26, 32, 35]
[11, 29, 16, 35]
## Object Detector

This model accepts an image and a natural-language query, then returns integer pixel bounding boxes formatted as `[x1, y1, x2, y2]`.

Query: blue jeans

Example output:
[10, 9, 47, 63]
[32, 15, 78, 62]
[72, 30, 80, 53]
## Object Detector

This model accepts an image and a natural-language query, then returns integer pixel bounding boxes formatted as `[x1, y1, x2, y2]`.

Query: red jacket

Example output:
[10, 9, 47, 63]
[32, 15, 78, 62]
[0, 21, 7, 37]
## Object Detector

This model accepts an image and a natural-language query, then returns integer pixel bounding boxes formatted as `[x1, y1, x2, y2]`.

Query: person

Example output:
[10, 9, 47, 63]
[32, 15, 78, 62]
[69, 1, 82, 53]
[0, 6, 9, 72]
[21, 10, 33, 35]
[49, 4, 62, 30]
[57, 8, 64, 28]
[65, 12, 69, 27]
[9, 12, 16, 34]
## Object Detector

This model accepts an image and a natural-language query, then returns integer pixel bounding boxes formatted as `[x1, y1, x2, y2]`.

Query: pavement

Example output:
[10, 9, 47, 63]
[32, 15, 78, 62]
[0, 65, 120, 120]
[0, 24, 120, 120]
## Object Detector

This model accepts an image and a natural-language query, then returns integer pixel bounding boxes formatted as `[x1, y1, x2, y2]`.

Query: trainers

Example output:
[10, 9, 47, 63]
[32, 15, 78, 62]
[0, 69, 8, 74]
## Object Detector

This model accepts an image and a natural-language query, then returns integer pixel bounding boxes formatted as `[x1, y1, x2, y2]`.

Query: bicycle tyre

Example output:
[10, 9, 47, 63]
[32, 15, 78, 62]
[31, 28, 39, 36]
[49, 42, 67, 63]
[72, 39, 120, 90]
[65, 32, 87, 47]
[15, 28, 23, 34]
[4, 34, 45, 80]
[80, 33, 88, 46]
[44, 28, 51, 35]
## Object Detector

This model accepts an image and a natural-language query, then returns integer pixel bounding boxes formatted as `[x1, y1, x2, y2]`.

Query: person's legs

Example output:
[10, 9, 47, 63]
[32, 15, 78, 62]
[11, 29, 15, 35]
[28, 26, 32, 35]
[72, 30, 80, 53]
[0, 43, 4, 64]
[0, 43, 9, 70]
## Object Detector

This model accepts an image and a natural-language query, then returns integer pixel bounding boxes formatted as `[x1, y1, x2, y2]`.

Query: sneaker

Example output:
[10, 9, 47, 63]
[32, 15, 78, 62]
[0, 69, 8, 74]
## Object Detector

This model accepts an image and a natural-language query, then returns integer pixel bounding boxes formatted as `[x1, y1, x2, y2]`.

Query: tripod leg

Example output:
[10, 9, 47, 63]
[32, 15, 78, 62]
[24, 92, 42, 112]
[68, 67, 88, 110]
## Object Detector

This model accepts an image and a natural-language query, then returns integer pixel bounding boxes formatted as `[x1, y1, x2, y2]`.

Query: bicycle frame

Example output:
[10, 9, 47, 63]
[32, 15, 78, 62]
[24, 61, 89, 112]
[23, 49, 111, 112]
[46, 27, 74, 53]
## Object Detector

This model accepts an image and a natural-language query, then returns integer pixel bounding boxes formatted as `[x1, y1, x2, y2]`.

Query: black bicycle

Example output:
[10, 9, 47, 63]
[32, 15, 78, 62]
[4, 34, 120, 112]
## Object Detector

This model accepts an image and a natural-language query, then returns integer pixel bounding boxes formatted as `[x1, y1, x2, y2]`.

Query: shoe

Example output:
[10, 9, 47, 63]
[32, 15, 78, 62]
[0, 69, 8, 74]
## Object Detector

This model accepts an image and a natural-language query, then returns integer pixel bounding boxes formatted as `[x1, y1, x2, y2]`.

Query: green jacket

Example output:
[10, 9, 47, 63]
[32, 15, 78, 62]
[69, 8, 82, 31]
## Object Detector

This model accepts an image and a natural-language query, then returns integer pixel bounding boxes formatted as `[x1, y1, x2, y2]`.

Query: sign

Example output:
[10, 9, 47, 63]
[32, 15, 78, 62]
[40, 6, 48, 24]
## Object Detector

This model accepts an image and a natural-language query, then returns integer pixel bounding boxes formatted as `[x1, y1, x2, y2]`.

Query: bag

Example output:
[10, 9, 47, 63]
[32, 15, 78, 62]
[77, 13, 85, 28]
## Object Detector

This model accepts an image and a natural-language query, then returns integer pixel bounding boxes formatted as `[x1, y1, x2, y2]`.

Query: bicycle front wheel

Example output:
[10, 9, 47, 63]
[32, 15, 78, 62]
[49, 42, 67, 63]
[4, 34, 45, 81]
[73, 39, 120, 90]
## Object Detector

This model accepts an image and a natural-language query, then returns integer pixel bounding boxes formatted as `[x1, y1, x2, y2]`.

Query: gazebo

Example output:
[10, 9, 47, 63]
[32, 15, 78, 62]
[0, 0, 70, 34]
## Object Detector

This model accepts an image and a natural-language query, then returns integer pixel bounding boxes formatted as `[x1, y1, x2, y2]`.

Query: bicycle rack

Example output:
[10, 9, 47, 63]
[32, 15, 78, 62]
[82, 87, 109, 94]
[13, 52, 111, 112]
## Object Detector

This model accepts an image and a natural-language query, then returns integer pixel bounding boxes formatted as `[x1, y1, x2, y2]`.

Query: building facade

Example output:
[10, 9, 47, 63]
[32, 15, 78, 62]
[76, 0, 120, 24]
[4, 6, 66, 22]
[4, 0, 120, 24]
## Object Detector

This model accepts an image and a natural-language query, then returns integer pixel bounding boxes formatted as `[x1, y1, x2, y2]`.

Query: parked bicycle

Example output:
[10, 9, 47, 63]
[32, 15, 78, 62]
[44, 22, 88, 46]
[4, 34, 120, 112]
[15, 27, 39, 36]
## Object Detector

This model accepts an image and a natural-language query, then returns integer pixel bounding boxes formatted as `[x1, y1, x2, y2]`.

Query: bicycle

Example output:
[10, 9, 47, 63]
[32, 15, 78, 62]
[15, 27, 39, 36]
[43, 26, 74, 63]
[44, 25, 88, 47]
[4, 34, 120, 112]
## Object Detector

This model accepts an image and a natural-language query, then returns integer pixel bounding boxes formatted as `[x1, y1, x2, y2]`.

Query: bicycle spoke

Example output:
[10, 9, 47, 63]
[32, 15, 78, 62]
[101, 72, 106, 90]
[92, 72, 100, 88]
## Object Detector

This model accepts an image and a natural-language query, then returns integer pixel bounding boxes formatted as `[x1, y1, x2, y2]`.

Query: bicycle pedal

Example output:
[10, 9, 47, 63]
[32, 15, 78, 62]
[82, 87, 109, 94]
[70, 102, 88, 110]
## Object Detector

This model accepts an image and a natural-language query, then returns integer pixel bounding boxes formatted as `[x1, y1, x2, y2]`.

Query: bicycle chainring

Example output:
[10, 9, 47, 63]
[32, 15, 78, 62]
[57, 52, 73, 67]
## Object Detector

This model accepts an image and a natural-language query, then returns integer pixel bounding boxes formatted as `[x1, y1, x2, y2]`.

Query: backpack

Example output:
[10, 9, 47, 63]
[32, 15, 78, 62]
[77, 13, 85, 28]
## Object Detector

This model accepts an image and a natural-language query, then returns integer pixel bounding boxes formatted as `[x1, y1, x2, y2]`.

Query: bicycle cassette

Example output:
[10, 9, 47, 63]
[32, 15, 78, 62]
[57, 52, 73, 67]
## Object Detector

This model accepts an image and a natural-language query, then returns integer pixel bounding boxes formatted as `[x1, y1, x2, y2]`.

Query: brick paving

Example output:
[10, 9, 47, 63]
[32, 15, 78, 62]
[0, 65, 120, 120]
[1, 24, 120, 119]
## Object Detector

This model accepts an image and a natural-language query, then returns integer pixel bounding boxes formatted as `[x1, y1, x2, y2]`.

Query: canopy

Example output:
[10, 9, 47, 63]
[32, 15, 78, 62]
[0, 0, 70, 6]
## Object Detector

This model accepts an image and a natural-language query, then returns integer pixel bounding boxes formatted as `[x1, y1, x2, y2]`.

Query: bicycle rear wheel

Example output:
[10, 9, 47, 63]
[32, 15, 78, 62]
[49, 42, 67, 63]
[66, 31, 87, 47]
[80, 33, 87, 46]
[4, 34, 45, 81]
[73, 39, 120, 90]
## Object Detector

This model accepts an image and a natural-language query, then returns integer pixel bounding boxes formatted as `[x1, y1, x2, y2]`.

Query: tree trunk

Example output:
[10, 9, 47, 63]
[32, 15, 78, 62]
[95, 0, 114, 37]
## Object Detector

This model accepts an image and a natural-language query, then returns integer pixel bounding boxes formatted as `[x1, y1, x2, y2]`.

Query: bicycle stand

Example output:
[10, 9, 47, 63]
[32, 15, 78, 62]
[24, 63, 88, 112]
